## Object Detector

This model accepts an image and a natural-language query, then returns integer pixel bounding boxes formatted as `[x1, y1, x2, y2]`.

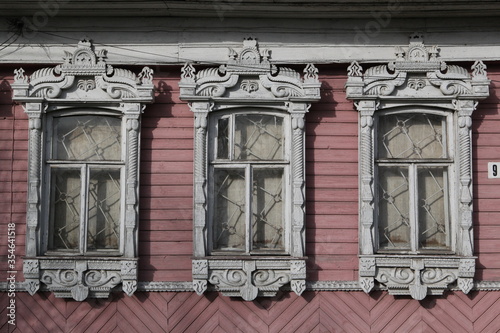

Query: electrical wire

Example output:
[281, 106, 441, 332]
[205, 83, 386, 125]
[4, 29, 500, 83]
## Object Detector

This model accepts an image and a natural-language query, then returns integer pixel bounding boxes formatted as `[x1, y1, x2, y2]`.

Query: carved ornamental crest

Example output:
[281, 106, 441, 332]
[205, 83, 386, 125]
[179, 38, 320, 101]
[346, 35, 489, 100]
[12, 38, 154, 102]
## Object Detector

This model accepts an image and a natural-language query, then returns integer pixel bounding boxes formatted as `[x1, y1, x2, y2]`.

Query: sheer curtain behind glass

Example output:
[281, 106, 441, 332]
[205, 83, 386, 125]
[377, 113, 449, 252]
[213, 113, 285, 254]
[49, 115, 122, 252]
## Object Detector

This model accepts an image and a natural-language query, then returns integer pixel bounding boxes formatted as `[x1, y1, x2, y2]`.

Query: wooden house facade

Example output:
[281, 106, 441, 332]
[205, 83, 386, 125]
[1, 1, 500, 331]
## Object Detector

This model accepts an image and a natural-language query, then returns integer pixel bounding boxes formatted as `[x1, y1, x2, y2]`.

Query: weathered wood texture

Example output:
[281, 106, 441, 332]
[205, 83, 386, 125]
[4, 0, 500, 18]
[138, 68, 194, 281]
[1, 64, 500, 284]
[473, 64, 500, 281]
[2, 290, 500, 332]
[3, 16, 500, 64]
[0, 68, 27, 280]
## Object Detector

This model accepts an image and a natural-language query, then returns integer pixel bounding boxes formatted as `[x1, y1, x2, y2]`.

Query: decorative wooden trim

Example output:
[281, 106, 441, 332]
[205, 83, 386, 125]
[345, 34, 490, 300]
[179, 38, 320, 300]
[11, 39, 154, 301]
[7, 279, 500, 293]
[6, 281, 500, 292]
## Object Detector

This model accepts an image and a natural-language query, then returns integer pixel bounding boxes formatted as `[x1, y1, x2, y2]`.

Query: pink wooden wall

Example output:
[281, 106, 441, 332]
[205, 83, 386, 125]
[137, 65, 361, 282]
[473, 66, 500, 280]
[2, 291, 500, 332]
[136, 64, 500, 282]
[1, 64, 500, 330]
[0, 67, 27, 280]
[1, 64, 500, 281]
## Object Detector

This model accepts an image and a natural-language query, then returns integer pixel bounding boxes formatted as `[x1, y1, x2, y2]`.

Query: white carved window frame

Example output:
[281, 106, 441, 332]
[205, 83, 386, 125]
[11, 39, 154, 301]
[179, 39, 321, 300]
[345, 36, 490, 300]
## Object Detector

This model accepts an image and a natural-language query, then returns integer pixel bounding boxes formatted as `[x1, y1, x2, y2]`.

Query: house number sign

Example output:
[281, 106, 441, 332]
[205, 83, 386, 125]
[488, 162, 500, 179]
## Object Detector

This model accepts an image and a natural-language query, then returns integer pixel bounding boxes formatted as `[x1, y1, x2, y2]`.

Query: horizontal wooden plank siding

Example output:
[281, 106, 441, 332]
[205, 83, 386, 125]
[306, 66, 359, 280]
[1, 64, 500, 283]
[139, 68, 193, 281]
[0, 68, 27, 281]
[473, 64, 500, 281]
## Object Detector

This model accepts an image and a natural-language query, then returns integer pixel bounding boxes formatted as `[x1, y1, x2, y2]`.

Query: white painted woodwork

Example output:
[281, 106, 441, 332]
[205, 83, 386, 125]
[180, 39, 320, 300]
[11, 39, 154, 301]
[1, 16, 500, 64]
[345, 35, 490, 300]
[3, 1, 500, 18]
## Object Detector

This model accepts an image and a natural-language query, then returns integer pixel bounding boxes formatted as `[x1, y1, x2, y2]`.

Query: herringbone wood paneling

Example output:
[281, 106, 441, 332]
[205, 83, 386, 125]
[2, 291, 500, 332]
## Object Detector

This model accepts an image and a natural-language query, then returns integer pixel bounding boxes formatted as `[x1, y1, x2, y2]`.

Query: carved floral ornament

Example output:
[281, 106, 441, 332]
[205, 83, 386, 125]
[12, 38, 154, 103]
[180, 39, 321, 301]
[179, 38, 321, 102]
[345, 36, 490, 300]
[345, 37, 490, 101]
[12, 39, 154, 301]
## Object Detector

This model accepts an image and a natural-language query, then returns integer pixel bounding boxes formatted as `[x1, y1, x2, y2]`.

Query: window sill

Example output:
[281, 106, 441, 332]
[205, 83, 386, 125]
[41, 252, 124, 258]
[192, 257, 307, 301]
[203, 253, 299, 259]
[359, 254, 476, 300]
[23, 257, 138, 301]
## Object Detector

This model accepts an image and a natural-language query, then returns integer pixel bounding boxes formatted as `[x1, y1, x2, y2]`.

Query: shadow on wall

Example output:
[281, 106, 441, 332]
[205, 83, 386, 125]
[0, 79, 14, 118]
[472, 66, 500, 282]
[138, 73, 175, 281]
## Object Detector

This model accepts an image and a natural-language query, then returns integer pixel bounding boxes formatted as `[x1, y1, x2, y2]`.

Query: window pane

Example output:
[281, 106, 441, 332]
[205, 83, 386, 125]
[213, 169, 246, 251]
[418, 167, 449, 249]
[378, 166, 411, 250]
[378, 113, 445, 159]
[53, 115, 121, 161]
[217, 117, 229, 159]
[50, 169, 81, 250]
[252, 169, 284, 251]
[87, 169, 121, 251]
[234, 115, 283, 160]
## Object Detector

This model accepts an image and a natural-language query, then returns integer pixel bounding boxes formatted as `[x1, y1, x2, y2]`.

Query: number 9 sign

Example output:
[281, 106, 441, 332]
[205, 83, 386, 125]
[488, 162, 500, 179]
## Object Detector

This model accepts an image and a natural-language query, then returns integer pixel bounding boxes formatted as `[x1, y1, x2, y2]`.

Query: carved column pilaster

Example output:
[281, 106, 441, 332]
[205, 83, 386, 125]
[455, 100, 475, 257]
[190, 102, 211, 258]
[356, 101, 377, 256]
[289, 102, 308, 258]
[124, 106, 141, 258]
[25, 103, 43, 258]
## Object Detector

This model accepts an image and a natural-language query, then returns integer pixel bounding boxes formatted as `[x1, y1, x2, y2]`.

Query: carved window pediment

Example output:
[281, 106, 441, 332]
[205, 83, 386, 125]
[12, 39, 154, 301]
[346, 36, 490, 300]
[180, 38, 320, 300]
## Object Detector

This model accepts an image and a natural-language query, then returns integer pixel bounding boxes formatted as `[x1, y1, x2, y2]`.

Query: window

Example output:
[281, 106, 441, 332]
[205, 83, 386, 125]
[345, 36, 490, 300]
[210, 112, 288, 255]
[47, 114, 123, 254]
[12, 39, 154, 301]
[376, 112, 452, 253]
[179, 38, 321, 300]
